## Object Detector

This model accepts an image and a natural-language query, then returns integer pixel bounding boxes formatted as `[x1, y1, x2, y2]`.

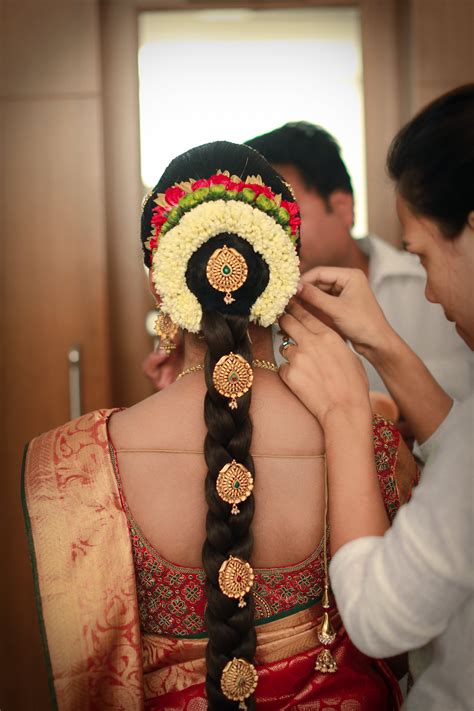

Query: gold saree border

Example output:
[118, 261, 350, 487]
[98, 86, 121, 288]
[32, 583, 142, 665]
[22, 409, 144, 711]
[22, 442, 59, 711]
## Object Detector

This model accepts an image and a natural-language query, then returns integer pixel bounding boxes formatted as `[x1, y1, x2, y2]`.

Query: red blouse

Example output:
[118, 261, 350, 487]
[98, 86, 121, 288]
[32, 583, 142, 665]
[110, 415, 403, 639]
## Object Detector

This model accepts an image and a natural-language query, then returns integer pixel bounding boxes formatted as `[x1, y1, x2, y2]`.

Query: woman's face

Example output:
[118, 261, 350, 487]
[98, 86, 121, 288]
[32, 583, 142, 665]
[397, 195, 474, 349]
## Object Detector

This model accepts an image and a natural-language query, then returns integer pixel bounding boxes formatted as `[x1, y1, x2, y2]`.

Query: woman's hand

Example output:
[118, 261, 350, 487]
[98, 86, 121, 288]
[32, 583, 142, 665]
[298, 267, 395, 359]
[279, 299, 372, 427]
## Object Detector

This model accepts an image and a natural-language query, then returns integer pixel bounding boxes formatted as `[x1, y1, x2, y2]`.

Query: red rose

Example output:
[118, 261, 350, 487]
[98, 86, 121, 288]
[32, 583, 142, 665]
[289, 216, 301, 234]
[227, 180, 244, 192]
[164, 186, 185, 206]
[281, 199, 299, 217]
[149, 236, 158, 251]
[209, 174, 230, 187]
[191, 179, 210, 190]
[246, 183, 274, 199]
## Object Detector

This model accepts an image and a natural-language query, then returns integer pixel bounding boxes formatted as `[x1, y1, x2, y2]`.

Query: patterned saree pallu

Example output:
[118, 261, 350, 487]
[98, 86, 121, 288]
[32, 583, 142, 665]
[22, 410, 144, 711]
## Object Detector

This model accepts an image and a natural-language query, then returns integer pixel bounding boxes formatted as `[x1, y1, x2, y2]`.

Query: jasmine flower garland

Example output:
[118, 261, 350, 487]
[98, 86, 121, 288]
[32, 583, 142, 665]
[152, 200, 300, 333]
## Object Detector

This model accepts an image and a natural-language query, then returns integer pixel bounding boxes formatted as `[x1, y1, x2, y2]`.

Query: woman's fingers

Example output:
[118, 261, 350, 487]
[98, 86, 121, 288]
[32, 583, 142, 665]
[295, 282, 342, 319]
[285, 299, 334, 335]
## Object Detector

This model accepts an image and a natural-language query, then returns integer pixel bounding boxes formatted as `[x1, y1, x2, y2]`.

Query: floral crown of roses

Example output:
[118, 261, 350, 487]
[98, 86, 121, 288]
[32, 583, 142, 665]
[144, 170, 301, 261]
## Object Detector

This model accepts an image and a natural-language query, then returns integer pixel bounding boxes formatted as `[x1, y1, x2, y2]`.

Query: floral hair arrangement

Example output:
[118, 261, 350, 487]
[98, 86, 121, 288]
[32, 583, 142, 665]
[145, 171, 301, 256]
[145, 170, 301, 333]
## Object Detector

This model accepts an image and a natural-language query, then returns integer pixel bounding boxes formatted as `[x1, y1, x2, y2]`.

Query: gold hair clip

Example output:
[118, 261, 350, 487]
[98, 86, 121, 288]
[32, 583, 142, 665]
[216, 460, 254, 515]
[213, 353, 254, 409]
[206, 245, 248, 305]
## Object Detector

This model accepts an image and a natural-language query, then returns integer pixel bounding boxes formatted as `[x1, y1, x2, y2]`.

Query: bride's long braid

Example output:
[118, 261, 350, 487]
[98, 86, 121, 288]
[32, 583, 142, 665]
[201, 311, 257, 710]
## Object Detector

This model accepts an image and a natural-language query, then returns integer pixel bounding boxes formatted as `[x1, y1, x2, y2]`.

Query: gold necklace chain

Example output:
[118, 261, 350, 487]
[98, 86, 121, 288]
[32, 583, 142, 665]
[177, 358, 278, 380]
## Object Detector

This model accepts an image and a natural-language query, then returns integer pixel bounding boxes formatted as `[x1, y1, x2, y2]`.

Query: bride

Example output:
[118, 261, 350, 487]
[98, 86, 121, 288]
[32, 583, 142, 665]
[23, 141, 418, 710]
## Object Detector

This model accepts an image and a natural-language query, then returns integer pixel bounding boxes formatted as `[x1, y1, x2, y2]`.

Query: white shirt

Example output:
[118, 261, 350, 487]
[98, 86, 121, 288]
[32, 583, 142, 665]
[330, 395, 474, 710]
[360, 235, 474, 401]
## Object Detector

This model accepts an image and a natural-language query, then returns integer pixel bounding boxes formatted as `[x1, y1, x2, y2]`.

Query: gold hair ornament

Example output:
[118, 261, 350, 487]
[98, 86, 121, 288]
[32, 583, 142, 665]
[315, 457, 338, 674]
[221, 657, 258, 709]
[213, 353, 254, 409]
[206, 244, 248, 304]
[218, 555, 254, 607]
[154, 310, 178, 354]
[216, 460, 254, 515]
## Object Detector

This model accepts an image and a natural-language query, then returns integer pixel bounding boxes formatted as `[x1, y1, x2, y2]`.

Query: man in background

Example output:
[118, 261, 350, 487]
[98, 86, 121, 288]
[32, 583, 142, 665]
[245, 122, 473, 401]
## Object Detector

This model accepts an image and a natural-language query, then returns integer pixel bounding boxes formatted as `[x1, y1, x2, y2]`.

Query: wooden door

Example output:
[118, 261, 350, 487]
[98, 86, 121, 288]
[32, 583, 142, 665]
[0, 2, 111, 708]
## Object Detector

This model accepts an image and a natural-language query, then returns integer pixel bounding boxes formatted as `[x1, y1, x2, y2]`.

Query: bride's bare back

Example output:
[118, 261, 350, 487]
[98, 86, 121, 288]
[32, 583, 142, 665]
[109, 368, 326, 569]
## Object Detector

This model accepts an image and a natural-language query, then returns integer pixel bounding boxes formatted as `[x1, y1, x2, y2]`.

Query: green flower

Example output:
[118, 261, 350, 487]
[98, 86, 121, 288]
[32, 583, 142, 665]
[166, 207, 181, 226]
[179, 193, 198, 211]
[225, 190, 238, 200]
[276, 207, 290, 224]
[241, 188, 256, 203]
[256, 194, 276, 213]
[193, 187, 210, 201]
[209, 184, 226, 199]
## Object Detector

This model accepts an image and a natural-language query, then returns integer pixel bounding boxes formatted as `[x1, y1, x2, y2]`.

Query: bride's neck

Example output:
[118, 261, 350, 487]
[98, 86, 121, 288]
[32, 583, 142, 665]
[183, 324, 275, 368]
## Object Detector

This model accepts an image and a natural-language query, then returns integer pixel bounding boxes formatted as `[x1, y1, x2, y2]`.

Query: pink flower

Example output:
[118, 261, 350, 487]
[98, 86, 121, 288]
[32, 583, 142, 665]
[191, 179, 210, 190]
[164, 186, 185, 205]
[289, 216, 301, 234]
[247, 183, 274, 199]
[209, 174, 230, 187]
[281, 199, 299, 217]
[151, 205, 168, 228]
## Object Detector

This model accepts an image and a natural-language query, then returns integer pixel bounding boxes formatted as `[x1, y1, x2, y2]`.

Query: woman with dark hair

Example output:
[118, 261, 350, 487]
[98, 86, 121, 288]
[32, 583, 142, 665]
[22, 141, 418, 710]
[279, 84, 474, 710]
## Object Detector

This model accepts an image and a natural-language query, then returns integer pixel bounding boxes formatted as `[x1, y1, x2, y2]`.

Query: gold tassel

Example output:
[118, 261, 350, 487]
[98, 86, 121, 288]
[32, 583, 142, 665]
[317, 611, 336, 646]
[315, 648, 338, 673]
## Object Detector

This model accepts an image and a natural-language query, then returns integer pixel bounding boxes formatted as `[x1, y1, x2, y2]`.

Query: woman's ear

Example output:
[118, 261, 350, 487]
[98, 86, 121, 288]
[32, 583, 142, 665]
[328, 190, 354, 230]
[467, 210, 474, 231]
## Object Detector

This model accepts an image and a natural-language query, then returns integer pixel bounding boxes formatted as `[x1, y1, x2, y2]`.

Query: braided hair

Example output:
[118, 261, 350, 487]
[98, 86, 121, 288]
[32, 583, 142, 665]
[141, 142, 296, 708]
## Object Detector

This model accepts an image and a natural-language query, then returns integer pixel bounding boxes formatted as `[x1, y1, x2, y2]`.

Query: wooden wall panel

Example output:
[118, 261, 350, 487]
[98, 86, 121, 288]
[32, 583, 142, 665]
[100, 0, 155, 407]
[0, 2, 110, 708]
[409, 0, 474, 111]
[360, 0, 402, 245]
[1, 0, 101, 97]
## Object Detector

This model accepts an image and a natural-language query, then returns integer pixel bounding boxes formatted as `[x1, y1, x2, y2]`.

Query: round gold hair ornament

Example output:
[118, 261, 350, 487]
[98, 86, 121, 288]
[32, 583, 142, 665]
[216, 460, 254, 515]
[213, 353, 254, 409]
[206, 244, 248, 304]
[221, 657, 258, 709]
[218, 556, 255, 607]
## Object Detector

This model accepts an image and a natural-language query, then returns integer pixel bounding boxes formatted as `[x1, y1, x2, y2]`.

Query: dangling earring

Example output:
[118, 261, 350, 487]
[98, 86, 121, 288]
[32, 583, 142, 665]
[154, 306, 178, 355]
[315, 456, 338, 674]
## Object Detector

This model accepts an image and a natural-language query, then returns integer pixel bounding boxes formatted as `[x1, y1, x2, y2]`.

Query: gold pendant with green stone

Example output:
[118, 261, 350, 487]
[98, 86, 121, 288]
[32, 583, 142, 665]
[216, 460, 254, 514]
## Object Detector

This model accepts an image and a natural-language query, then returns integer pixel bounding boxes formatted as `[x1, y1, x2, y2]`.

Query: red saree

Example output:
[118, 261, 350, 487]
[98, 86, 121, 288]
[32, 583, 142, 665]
[23, 409, 417, 710]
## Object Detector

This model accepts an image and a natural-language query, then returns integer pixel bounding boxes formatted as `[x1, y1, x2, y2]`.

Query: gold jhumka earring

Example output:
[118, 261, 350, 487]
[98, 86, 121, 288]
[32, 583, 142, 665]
[315, 457, 338, 673]
[206, 244, 248, 304]
[154, 308, 178, 355]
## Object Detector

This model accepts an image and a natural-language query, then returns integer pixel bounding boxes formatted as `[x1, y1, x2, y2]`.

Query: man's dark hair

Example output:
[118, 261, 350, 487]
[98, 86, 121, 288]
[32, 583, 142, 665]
[245, 121, 353, 200]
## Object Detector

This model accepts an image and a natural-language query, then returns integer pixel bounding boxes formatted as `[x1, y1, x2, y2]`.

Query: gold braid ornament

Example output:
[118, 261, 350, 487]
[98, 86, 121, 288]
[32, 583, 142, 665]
[206, 244, 248, 305]
[221, 657, 258, 709]
[218, 556, 254, 607]
[212, 353, 254, 409]
[154, 311, 178, 354]
[216, 460, 254, 515]
[315, 456, 338, 674]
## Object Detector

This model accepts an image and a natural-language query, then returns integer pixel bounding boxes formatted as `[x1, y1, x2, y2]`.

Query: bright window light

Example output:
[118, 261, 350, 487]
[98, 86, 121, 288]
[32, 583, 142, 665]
[138, 8, 367, 236]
